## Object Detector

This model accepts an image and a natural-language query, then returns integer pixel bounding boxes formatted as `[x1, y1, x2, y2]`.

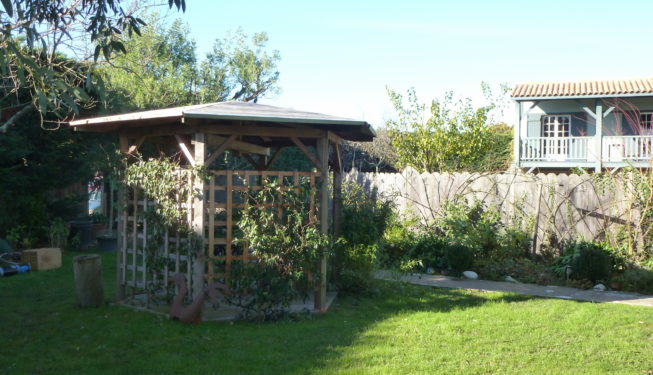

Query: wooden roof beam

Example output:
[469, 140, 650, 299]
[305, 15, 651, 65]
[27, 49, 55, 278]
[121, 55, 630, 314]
[205, 134, 237, 166]
[175, 135, 195, 166]
[207, 134, 270, 156]
[290, 137, 320, 169]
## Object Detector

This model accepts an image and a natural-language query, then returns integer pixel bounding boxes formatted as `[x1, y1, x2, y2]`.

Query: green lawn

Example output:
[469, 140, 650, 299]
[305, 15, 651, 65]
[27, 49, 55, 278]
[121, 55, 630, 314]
[1, 251, 652, 375]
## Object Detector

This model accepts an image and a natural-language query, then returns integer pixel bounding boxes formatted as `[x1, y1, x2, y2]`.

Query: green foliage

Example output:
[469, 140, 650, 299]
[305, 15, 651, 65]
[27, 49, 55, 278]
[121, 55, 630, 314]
[592, 167, 653, 259]
[333, 243, 378, 294]
[0, 110, 105, 244]
[340, 184, 393, 246]
[439, 199, 530, 261]
[333, 184, 393, 294]
[226, 182, 329, 320]
[475, 257, 561, 285]
[101, 16, 198, 110]
[341, 129, 398, 172]
[616, 266, 653, 294]
[0, 0, 185, 131]
[386, 88, 493, 173]
[125, 156, 206, 228]
[378, 212, 416, 268]
[560, 241, 614, 283]
[102, 17, 281, 111]
[406, 233, 447, 271]
[48, 217, 69, 249]
[201, 28, 280, 103]
[124, 156, 208, 299]
[472, 123, 513, 172]
[444, 244, 475, 275]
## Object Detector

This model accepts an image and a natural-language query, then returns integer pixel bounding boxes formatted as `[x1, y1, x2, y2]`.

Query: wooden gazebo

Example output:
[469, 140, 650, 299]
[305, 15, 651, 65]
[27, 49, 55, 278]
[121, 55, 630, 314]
[70, 102, 375, 312]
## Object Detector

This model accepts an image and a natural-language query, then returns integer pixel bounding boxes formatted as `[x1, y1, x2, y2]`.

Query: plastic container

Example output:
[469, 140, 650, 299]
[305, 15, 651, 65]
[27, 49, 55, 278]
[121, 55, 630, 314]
[0, 263, 30, 277]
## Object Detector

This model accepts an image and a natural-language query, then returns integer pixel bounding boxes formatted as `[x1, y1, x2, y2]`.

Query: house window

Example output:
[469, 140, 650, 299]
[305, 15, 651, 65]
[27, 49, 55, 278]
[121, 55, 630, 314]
[640, 112, 653, 129]
[541, 115, 570, 138]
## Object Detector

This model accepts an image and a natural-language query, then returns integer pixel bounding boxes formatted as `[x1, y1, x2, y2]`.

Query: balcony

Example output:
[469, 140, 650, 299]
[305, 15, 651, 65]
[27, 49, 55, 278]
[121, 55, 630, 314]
[519, 136, 653, 169]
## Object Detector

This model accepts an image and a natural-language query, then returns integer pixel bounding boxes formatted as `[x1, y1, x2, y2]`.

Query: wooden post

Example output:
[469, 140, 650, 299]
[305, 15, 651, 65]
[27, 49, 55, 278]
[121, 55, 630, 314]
[595, 100, 603, 173]
[315, 133, 329, 312]
[332, 141, 343, 238]
[116, 135, 128, 301]
[192, 132, 206, 299]
[514, 101, 521, 168]
[73, 254, 104, 307]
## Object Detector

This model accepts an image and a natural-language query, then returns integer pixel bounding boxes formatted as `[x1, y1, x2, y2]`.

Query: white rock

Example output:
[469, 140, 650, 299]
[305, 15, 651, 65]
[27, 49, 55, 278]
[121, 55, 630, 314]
[463, 271, 478, 280]
[593, 283, 606, 291]
[504, 276, 519, 283]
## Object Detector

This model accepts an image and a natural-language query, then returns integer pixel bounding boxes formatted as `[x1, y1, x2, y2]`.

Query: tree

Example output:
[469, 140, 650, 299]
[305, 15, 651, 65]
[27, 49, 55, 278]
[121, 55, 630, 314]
[0, 0, 186, 132]
[386, 87, 492, 173]
[342, 128, 398, 172]
[102, 19, 281, 110]
[199, 29, 280, 103]
[100, 15, 198, 110]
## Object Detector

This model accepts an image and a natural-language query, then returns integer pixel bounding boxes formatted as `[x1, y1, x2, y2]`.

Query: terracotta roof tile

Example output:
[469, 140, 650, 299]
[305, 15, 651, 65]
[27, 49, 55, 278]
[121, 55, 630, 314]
[512, 78, 653, 98]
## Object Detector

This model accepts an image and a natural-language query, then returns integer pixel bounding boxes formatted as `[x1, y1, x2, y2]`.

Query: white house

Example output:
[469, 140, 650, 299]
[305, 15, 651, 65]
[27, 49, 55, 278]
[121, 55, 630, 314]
[512, 78, 653, 171]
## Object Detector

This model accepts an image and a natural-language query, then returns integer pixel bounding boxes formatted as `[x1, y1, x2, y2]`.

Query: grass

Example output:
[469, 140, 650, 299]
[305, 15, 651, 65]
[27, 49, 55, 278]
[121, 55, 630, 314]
[1, 251, 652, 375]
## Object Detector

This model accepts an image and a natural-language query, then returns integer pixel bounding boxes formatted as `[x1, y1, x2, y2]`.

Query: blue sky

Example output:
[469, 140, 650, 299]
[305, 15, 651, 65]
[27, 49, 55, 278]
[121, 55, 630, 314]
[171, 0, 653, 127]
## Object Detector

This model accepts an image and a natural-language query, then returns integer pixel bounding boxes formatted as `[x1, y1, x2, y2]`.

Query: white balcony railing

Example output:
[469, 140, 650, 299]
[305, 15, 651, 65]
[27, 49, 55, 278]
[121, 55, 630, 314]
[602, 136, 653, 162]
[520, 135, 653, 163]
[521, 137, 592, 161]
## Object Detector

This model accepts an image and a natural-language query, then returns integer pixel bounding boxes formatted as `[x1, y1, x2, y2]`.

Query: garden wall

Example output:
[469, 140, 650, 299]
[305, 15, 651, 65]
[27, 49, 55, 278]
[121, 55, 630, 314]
[344, 168, 635, 253]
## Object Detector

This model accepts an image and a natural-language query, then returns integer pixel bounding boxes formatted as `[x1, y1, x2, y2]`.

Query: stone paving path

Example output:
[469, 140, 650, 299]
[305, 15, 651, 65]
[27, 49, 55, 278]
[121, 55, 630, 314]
[376, 270, 653, 307]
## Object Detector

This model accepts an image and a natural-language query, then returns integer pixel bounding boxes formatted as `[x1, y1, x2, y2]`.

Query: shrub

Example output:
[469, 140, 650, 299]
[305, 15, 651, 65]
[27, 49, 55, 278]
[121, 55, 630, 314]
[407, 233, 447, 271]
[561, 241, 613, 283]
[333, 183, 393, 293]
[333, 242, 377, 294]
[616, 266, 653, 295]
[476, 257, 561, 285]
[378, 215, 414, 268]
[340, 183, 392, 247]
[227, 183, 330, 320]
[444, 244, 474, 275]
[438, 199, 531, 261]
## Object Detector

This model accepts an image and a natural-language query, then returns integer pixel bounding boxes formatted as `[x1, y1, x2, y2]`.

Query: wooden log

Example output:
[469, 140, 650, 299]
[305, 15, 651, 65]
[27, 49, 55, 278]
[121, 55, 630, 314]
[73, 254, 104, 308]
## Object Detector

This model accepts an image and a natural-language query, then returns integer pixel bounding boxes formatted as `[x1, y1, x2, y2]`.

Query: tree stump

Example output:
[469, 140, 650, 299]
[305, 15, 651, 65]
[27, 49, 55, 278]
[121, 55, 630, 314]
[73, 254, 104, 307]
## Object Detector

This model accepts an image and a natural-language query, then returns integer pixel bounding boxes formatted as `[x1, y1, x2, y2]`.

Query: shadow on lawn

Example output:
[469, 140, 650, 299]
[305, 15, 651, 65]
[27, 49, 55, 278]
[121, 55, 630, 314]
[210, 280, 535, 375]
[0, 252, 535, 375]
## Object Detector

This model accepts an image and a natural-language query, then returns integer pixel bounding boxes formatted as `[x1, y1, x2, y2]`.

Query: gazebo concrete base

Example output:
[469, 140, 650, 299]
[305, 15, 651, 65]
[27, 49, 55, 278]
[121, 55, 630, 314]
[119, 291, 338, 322]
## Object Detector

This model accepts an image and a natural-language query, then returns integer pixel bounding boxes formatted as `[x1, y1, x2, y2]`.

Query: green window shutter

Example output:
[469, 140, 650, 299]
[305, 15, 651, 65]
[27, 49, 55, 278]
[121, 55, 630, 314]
[527, 113, 542, 137]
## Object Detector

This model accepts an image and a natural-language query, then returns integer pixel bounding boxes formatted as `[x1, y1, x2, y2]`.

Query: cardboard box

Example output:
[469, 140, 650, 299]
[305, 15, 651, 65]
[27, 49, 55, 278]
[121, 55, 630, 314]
[21, 248, 62, 271]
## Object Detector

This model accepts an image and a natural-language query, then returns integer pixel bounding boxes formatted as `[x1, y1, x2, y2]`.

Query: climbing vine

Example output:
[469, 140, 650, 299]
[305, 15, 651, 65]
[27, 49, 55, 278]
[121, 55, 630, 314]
[225, 181, 331, 320]
[124, 156, 209, 301]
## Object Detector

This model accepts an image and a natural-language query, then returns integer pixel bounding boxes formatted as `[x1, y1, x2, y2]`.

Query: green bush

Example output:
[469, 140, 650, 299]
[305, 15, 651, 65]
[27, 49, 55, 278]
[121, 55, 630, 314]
[476, 257, 561, 285]
[617, 266, 653, 295]
[378, 216, 414, 268]
[407, 233, 447, 271]
[333, 242, 377, 294]
[562, 241, 613, 283]
[333, 183, 393, 293]
[444, 244, 474, 275]
[228, 183, 330, 320]
[438, 200, 530, 261]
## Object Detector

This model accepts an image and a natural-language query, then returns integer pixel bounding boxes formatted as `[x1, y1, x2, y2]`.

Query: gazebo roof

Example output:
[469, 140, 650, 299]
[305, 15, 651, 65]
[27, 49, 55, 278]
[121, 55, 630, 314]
[69, 101, 375, 141]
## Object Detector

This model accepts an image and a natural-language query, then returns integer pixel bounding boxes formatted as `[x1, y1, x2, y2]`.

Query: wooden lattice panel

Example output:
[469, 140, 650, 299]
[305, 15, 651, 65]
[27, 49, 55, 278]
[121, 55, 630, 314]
[121, 188, 192, 294]
[204, 170, 319, 283]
